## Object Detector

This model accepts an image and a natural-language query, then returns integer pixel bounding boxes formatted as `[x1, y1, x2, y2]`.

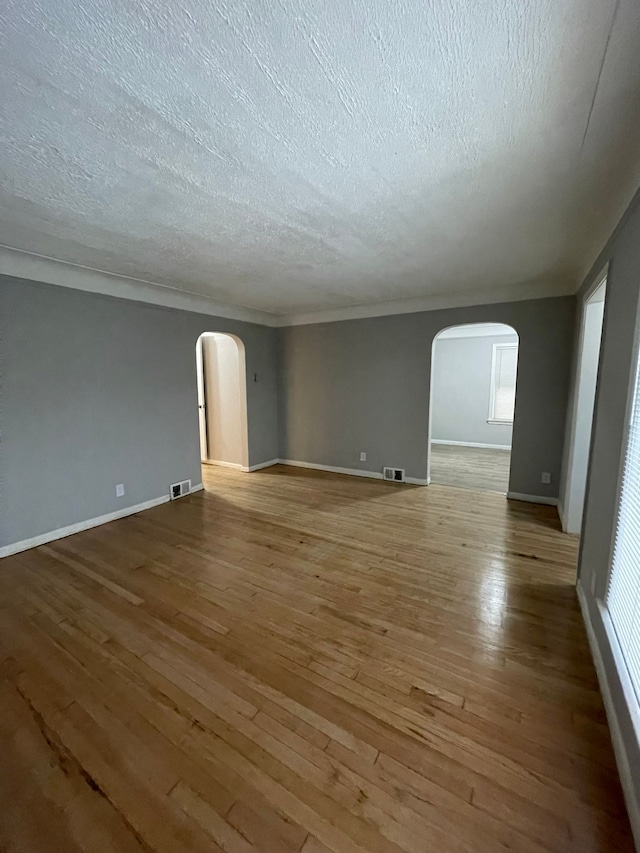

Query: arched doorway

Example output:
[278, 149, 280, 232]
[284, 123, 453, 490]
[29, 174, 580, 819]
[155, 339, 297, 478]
[196, 333, 249, 473]
[428, 322, 519, 493]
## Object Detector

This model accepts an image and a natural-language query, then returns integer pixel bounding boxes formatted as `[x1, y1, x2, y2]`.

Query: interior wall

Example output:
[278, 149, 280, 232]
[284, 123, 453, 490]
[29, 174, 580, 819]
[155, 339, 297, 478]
[562, 297, 605, 534]
[431, 331, 517, 447]
[202, 334, 244, 466]
[568, 187, 640, 841]
[0, 276, 279, 553]
[278, 295, 575, 498]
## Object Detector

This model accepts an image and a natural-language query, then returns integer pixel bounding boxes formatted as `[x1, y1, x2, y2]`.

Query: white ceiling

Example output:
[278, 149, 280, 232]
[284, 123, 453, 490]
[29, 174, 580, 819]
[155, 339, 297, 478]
[1, 0, 640, 320]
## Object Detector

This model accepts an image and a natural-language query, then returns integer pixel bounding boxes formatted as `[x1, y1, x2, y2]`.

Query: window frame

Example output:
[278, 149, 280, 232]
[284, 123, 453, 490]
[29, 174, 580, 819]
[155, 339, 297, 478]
[602, 305, 640, 740]
[488, 342, 518, 425]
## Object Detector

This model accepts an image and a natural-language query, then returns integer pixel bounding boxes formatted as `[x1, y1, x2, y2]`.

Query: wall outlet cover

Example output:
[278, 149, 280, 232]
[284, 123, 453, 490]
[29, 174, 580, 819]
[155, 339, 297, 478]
[541, 472, 552, 484]
[360, 452, 367, 461]
[116, 483, 125, 497]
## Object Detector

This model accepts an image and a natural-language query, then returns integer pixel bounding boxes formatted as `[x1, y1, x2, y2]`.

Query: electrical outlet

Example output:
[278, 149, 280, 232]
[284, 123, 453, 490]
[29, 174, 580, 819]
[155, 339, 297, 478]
[116, 483, 125, 497]
[541, 472, 551, 485]
[360, 452, 367, 462]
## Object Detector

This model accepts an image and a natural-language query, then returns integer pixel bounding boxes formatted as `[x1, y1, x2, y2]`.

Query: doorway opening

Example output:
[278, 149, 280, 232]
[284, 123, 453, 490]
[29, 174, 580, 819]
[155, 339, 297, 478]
[428, 323, 519, 493]
[196, 333, 249, 477]
[561, 276, 607, 535]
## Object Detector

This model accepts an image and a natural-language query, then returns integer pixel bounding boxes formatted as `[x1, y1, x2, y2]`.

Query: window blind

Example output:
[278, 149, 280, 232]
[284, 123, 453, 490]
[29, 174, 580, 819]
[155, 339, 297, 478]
[607, 350, 640, 705]
[491, 344, 518, 422]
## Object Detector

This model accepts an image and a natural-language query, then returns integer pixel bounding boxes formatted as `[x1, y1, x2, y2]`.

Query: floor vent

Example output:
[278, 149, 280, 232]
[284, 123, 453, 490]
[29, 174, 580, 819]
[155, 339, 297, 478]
[170, 479, 192, 500]
[383, 467, 405, 483]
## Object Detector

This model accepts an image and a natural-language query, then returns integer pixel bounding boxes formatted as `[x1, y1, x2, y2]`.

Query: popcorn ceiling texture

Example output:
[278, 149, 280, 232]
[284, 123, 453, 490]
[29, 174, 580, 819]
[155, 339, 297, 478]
[1, 0, 639, 315]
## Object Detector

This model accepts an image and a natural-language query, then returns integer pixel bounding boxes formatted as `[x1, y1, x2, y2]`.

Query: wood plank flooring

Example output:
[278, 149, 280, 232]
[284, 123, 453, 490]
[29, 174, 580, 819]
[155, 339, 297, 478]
[0, 465, 633, 852]
[430, 444, 512, 493]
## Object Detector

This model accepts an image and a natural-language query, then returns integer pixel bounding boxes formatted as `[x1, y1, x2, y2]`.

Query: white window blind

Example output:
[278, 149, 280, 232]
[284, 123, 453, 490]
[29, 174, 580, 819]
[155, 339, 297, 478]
[606, 349, 640, 705]
[489, 344, 518, 423]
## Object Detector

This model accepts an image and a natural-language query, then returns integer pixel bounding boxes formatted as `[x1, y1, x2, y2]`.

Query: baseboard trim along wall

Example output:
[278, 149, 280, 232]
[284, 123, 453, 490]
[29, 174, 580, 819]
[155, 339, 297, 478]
[556, 501, 580, 537]
[1, 472, 559, 559]
[431, 439, 512, 451]
[0, 484, 204, 559]
[577, 582, 640, 848]
[506, 491, 559, 507]
[203, 460, 243, 470]
[259, 460, 558, 497]
[278, 459, 429, 486]
[242, 458, 281, 472]
[557, 500, 566, 529]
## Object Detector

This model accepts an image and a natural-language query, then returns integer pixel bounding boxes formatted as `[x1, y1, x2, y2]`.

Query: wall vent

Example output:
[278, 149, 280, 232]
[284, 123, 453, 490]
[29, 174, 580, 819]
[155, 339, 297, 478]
[170, 479, 192, 500]
[383, 467, 405, 483]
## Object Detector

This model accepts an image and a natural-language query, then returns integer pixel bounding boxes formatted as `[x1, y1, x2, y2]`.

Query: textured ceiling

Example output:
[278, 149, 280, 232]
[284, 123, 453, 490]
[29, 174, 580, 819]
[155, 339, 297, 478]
[1, 0, 640, 316]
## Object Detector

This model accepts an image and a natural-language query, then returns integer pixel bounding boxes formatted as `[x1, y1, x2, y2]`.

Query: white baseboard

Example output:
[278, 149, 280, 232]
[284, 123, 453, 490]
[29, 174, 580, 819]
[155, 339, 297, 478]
[557, 499, 566, 528]
[431, 439, 511, 451]
[242, 458, 280, 472]
[577, 583, 640, 848]
[280, 459, 383, 480]
[1, 483, 207, 559]
[203, 460, 243, 470]
[279, 459, 428, 486]
[205, 456, 429, 483]
[506, 491, 558, 507]
[556, 500, 580, 536]
[0, 494, 171, 559]
[204, 458, 280, 473]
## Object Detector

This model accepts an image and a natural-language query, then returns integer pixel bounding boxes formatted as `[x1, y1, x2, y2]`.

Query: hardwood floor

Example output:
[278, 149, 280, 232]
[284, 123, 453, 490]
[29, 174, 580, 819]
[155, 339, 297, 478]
[0, 465, 633, 852]
[430, 443, 512, 493]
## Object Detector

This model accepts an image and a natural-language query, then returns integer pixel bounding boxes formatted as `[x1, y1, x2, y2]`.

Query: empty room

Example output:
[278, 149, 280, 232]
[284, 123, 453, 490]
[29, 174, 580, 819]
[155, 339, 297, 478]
[429, 322, 519, 493]
[2, 1, 640, 851]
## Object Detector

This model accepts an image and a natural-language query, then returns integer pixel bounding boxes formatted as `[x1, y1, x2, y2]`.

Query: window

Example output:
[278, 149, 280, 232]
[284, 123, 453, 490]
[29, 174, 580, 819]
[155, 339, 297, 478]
[606, 347, 640, 706]
[489, 343, 518, 423]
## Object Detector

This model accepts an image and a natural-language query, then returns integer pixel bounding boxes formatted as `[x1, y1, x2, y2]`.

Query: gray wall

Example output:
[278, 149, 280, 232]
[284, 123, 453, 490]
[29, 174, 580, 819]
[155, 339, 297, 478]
[278, 295, 575, 497]
[0, 276, 279, 549]
[567, 188, 640, 835]
[431, 332, 518, 447]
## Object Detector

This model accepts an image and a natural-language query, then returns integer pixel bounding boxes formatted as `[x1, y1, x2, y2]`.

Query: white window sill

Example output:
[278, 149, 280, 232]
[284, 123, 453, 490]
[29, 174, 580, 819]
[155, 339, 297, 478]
[487, 419, 513, 425]
[597, 599, 640, 745]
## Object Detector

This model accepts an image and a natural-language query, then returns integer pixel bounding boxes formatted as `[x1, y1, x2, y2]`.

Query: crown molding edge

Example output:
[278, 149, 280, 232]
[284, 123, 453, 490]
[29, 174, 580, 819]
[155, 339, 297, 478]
[0, 245, 279, 327]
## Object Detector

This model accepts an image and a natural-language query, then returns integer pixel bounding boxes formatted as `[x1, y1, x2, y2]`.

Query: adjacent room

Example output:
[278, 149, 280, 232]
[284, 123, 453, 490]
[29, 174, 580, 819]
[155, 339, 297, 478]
[429, 323, 518, 493]
[2, 0, 640, 850]
[196, 332, 249, 474]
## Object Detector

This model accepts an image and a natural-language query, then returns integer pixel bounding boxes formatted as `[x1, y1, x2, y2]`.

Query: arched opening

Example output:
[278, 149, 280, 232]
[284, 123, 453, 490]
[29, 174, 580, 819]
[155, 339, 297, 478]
[196, 333, 249, 477]
[428, 322, 519, 494]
